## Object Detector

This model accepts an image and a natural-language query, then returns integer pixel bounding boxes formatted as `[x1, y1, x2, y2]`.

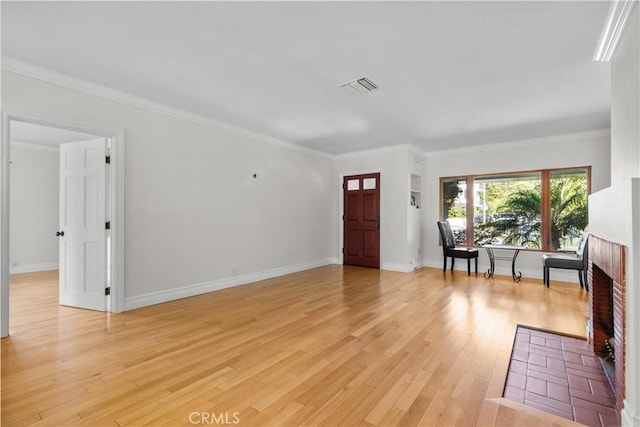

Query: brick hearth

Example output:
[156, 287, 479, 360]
[588, 234, 626, 412]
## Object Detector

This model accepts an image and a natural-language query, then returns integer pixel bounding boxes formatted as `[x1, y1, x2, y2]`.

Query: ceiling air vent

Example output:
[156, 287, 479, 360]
[340, 76, 379, 95]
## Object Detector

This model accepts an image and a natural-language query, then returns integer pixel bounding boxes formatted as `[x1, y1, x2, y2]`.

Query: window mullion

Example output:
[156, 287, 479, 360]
[466, 176, 474, 246]
[541, 170, 551, 251]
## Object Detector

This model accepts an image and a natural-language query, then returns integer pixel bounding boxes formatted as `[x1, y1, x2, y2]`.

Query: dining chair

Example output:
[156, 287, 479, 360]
[542, 228, 589, 290]
[437, 220, 479, 275]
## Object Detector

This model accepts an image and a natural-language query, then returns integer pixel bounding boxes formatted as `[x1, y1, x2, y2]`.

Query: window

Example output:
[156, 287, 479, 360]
[441, 177, 468, 244]
[550, 169, 589, 250]
[363, 177, 377, 190]
[474, 172, 542, 248]
[440, 167, 590, 251]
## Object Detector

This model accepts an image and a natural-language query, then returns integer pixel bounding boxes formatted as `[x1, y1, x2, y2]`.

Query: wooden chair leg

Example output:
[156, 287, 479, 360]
[475, 257, 478, 274]
[451, 258, 455, 271]
[545, 268, 550, 288]
[467, 259, 471, 276]
[443, 257, 447, 272]
[578, 270, 584, 288]
[584, 270, 589, 292]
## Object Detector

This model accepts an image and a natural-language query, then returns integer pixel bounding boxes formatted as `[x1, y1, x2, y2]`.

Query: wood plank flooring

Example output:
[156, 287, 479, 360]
[1, 266, 589, 426]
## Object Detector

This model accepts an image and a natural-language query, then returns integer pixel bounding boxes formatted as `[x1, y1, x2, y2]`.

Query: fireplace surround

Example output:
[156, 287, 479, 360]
[588, 234, 626, 412]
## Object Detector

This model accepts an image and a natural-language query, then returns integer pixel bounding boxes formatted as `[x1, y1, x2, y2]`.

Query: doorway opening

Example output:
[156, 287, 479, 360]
[1, 113, 125, 337]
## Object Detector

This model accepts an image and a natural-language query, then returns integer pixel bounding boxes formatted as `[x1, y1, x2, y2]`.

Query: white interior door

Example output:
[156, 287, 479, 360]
[59, 138, 107, 311]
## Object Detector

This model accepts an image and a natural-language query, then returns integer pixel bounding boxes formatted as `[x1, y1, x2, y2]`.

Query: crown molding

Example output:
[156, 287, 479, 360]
[593, 0, 637, 62]
[423, 129, 611, 158]
[1, 57, 333, 159]
[1, 57, 612, 161]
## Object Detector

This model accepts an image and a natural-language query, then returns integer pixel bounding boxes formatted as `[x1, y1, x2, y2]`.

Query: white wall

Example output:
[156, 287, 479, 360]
[589, 5, 639, 425]
[9, 144, 59, 273]
[610, 4, 640, 189]
[2, 70, 334, 306]
[423, 133, 611, 280]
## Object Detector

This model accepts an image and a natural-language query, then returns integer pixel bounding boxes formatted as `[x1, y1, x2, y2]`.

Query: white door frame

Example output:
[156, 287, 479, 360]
[1, 111, 125, 337]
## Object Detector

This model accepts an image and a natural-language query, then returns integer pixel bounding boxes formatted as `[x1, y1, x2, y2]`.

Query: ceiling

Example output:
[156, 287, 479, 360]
[1, 1, 612, 155]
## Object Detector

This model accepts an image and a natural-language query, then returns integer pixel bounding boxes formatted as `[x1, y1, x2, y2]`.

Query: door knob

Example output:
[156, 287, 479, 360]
[56, 231, 65, 237]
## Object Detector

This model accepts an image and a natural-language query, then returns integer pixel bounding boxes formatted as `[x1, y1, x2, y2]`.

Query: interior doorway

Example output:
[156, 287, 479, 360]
[1, 113, 125, 337]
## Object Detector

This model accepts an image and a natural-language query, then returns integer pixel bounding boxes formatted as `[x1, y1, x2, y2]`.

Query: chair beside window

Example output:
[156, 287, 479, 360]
[541, 228, 589, 290]
[437, 220, 479, 276]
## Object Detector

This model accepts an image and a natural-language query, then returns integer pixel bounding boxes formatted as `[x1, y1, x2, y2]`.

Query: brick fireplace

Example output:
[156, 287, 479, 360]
[588, 234, 626, 412]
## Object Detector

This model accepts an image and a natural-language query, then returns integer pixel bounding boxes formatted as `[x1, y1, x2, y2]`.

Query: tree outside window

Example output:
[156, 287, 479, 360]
[440, 167, 589, 251]
[441, 177, 466, 244]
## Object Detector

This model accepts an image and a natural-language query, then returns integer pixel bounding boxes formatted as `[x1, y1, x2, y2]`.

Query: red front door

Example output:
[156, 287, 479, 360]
[343, 173, 380, 268]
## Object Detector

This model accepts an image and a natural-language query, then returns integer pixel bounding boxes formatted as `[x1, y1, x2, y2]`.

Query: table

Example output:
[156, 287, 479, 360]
[483, 244, 525, 282]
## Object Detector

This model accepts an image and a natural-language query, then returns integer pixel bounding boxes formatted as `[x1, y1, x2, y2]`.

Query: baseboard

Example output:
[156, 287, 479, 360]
[10, 262, 58, 274]
[622, 403, 640, 427]
[382, 262, 422, 273]
[421, 259, 582, 284]
[124, 258, 334, 311]
[539, 268, 583, 284]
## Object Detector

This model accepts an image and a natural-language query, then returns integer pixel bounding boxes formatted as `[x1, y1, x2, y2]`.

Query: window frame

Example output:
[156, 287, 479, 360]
[439, 166, 591, 252]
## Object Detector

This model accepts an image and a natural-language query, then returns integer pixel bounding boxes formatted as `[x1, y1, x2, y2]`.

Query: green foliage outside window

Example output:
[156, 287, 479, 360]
[498, 174, 587, 250]
[447, 206, 466, 218]
[442, 179, 463, 219]
[443, 168, 589, 251]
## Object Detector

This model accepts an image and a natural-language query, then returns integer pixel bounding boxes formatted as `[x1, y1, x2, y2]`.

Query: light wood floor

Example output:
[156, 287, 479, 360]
[1, 266, 589, 426]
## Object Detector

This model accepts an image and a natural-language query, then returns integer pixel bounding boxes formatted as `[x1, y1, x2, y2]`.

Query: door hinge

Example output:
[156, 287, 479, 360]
[342, 214, 344, 220]
[106, 155, 111, 164]
[105, 287, 111, 296]
[342, 247, 344, 253]
[105, 221, 111, 230]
